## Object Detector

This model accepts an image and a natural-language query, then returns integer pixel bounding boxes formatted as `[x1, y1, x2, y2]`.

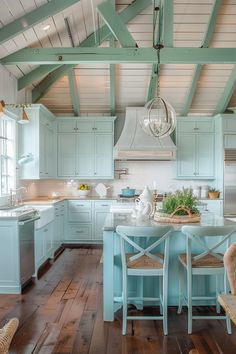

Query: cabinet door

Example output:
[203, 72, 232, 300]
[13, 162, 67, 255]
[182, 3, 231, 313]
[44, 223, 53, 258]
[94, 134, 113, 178]
[39, 122, 46, 177]
[197, 134, 214, 178]
[57, 120, 77, 133]
[94, 211, 108, 240]
[77, 120, 94, 133]
[66, 224, 92, 241]
[57, 134, 76, 177]
[77, 133, 94, 177]
[177, 133, 196, 177]
[35, 228, 45, 270]
[224, 134, 236, 149]
[94, 121, 113, 133]
[45, 124, 54, 177]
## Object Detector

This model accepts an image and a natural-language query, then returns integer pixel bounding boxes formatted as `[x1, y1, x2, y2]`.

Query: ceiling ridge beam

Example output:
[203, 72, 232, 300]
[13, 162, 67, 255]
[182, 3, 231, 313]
[67, 68, 80, 116]
[17, 0, 151, 94]
[181, 0, 221, 115]
[97, 1, 137, 48]
[0, 0, 80, 45]
[3, 47, 236, 65]
[214, 65, 236, 114]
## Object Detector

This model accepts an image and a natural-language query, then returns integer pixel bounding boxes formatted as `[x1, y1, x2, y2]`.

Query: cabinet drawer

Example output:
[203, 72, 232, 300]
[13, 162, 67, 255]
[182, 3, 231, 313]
[223, 117, 236, 132]
[77, 120, 94, 132]
[66, 224, 92, 240]
[68, 210, 92, 222]
[94, 200, 113, 210]
[68, 200, 92, 210]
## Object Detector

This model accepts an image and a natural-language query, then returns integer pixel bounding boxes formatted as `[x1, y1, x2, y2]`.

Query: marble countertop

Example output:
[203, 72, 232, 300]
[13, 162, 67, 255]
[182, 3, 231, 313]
[103, 212, 235, 232]
[24, 196, 118, 205]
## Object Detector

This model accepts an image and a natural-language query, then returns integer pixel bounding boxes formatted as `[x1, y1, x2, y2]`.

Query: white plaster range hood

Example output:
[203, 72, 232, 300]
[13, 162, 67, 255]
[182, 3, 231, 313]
[114, 107, 176, 161]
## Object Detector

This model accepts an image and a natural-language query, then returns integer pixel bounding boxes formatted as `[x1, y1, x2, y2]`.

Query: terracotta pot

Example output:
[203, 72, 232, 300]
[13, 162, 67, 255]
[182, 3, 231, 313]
[208, 191, 220, 199]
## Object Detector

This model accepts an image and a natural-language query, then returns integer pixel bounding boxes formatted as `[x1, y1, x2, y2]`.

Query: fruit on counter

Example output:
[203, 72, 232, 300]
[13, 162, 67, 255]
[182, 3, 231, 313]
[78, 183, 90, 190]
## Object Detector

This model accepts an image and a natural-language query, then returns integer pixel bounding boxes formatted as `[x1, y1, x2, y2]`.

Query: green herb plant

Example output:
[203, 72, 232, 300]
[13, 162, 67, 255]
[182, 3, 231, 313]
[208, 187, 219, 193]
[161, 188, 199, 216]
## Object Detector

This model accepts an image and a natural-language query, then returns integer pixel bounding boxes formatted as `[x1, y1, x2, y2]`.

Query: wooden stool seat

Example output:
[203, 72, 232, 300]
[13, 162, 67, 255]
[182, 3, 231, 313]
[126, 253, 164, 269]
[218, 294, 236, 325]
[179, 253, 224, 268]
[0, 318, 19, 354]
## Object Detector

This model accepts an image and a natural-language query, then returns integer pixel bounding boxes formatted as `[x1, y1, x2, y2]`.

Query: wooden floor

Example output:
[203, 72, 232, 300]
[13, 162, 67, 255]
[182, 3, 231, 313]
[1, 248, 236, 354]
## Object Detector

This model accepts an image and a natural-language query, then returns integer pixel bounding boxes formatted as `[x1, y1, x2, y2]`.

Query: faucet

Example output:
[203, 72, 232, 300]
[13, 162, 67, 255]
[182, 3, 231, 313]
[10, 187, 27, 207]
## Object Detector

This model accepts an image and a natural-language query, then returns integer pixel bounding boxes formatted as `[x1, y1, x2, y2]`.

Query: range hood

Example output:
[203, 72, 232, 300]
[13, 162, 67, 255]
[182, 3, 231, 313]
[114, 107, 176, 161]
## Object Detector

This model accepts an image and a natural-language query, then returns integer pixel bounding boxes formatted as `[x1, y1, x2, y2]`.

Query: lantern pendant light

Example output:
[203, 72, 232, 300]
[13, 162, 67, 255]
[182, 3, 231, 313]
[139, 4, 176, 138]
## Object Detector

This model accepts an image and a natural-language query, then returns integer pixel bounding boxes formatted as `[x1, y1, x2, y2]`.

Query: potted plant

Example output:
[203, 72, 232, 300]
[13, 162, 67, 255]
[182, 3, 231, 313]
[154, 188, 200, 223]
[208, 188, 220, 199]
[77, 183, 90, 197]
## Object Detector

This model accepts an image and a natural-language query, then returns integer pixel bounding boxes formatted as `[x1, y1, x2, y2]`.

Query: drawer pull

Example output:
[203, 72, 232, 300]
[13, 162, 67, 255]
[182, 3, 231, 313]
[44, 229, 48, 232]
[76, 231, 84, 234]
[101, 204, 109, 207]
[75, 204, 85, 207]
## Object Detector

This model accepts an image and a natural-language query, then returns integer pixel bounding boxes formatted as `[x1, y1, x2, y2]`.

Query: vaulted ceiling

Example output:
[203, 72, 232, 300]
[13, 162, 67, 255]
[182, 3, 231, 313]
[0, 0, 235, 116]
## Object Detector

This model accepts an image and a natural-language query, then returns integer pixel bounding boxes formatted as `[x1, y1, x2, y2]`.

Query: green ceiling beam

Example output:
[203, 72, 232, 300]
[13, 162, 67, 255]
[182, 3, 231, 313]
[0, 0, 80, 45]
[97, 2, 136, 48]
[67, 68, 80, 116]
[214, 65, 236, 114]
[17, 0, 151, 94]
[3, 47, 236, 65]
[18, 65, 59, 90]
[181, 0, 221, 115]
[109, 38, 116, 116]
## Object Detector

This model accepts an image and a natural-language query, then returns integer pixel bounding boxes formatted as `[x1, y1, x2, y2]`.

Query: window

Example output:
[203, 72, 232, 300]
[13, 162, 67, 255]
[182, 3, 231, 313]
[0, 116, 16, 196]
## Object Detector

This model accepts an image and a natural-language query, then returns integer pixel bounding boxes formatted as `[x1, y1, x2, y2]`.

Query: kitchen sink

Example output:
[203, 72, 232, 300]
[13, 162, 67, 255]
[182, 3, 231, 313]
[30, 205, 54, 229]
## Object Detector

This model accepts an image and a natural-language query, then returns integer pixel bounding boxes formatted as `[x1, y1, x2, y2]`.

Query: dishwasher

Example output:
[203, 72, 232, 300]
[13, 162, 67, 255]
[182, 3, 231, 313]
[18, 213, 39, 287]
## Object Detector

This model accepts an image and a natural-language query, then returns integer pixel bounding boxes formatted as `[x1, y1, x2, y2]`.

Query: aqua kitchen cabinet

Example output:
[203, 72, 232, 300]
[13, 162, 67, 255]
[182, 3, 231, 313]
[94, 201, 113, 240]
[35, 221, 54, 275]
[57, 117, 115, 179]
[19, 104, 55, 179]
[176, 118, 215, 179]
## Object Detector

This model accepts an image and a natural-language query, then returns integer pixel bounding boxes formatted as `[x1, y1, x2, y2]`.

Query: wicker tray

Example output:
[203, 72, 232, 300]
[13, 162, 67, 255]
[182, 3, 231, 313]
[154, 206, 200, 224]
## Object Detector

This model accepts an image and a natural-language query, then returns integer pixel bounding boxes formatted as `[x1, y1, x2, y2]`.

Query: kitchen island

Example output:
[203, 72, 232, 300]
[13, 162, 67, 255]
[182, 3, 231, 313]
[103, 212, 236, 321]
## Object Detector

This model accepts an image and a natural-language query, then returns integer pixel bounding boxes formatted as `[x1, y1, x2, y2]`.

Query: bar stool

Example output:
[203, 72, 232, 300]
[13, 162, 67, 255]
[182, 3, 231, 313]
[178, 225, 236, 334]
[116, 225, 173, 335]
[0, 318, 19, 354]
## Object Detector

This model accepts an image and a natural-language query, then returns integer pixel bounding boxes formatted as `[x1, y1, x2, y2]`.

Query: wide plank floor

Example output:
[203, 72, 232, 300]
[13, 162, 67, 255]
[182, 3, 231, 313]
[0, 248, 236, 354]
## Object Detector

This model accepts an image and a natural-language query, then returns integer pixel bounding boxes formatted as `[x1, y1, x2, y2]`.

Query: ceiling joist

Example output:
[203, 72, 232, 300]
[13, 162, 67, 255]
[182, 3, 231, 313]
[67, 68, 80, 116]
[3, 47, 236, 65]
[0, 0, 80, 45]
[214, 65, 236, 114]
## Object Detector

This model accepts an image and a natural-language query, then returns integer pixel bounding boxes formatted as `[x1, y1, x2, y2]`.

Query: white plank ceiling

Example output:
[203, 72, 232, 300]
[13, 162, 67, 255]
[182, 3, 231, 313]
[0, 0, 235, 116]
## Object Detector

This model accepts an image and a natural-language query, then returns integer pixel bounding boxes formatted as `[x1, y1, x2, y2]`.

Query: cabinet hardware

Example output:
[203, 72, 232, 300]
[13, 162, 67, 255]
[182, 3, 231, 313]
[76, 204, 84, 206]
[76, 231, 83, 233]
[194, 127, 199, 130]
[101, 204, 109, 207]
[44, 229, 48, 232]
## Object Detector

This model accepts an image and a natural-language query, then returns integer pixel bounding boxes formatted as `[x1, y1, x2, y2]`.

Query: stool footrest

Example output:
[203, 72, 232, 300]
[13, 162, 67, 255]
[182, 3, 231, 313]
[127, 316, 163, 320]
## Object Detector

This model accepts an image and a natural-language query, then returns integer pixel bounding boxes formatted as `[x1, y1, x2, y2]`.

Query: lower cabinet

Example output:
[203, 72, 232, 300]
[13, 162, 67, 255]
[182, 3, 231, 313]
[53, 202, 65, 251]
[65, 200, 114, 243]
[35, 221, 54, 274]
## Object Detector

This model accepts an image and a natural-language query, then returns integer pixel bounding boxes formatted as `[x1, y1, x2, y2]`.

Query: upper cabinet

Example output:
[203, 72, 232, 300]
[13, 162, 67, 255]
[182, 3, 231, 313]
[19, 105, 55, 179]
[57, 117, 115, 179]
[176, 117, 215, 179]
[220, 114, 236, 149]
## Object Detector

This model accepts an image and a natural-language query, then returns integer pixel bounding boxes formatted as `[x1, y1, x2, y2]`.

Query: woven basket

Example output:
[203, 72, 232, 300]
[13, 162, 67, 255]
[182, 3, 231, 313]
[154, 206, 200, 224]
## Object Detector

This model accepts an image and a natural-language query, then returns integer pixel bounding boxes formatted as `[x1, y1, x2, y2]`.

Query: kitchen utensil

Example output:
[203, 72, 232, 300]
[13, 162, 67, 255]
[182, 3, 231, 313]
[95, 183, 110, 198]
[121, 187, 136, 197]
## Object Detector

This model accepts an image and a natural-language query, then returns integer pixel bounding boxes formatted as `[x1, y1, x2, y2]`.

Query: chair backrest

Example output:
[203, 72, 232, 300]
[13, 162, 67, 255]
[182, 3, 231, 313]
[181, 225, 236, 264]
[116, 225, 173, 270]
[224, 243, 236, 295]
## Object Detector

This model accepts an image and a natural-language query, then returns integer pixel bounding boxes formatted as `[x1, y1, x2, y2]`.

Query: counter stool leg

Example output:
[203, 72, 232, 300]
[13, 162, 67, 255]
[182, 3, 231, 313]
[159, 277, 163, 315]
[223, 271, 232, 334]
[163, 271, 168, 335]
[177, 263, 184, 314]
[216, 275, 220, 314]
[122, 276, 128, 335]
[138, 276, 144, 310]
[187, 269, 192, 334]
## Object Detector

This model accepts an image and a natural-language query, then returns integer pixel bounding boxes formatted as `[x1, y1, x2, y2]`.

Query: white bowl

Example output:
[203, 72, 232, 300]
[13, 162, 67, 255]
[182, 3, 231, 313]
[77, 189, 90, 197]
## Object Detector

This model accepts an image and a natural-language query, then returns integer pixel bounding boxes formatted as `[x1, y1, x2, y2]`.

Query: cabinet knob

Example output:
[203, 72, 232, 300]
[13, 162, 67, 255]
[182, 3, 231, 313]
[194, 127, 199, 131]
[94, 172, 97, 175]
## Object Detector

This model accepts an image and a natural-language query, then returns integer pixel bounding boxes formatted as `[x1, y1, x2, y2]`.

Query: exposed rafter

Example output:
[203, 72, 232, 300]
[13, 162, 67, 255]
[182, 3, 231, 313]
[97, 1, 137, 48]
[109, 37, 116, 116]
[2, 48, 236, 65]
[214, 65, 236, 114]
[17, 0, 151, 96]
[67, 68, 80, 116]
[0, 0, 80, 45]
[181, 0, 221, 115]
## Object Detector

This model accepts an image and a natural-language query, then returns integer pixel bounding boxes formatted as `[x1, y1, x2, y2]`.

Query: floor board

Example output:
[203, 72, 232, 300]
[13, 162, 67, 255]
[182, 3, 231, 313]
[0, 248, 235, 354]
